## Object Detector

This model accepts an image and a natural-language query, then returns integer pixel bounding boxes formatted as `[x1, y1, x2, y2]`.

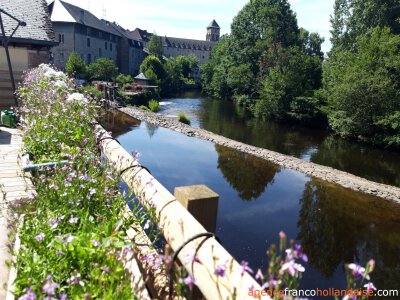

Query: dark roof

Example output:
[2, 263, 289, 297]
[207, 19, 220, 29]
[49, 0, 120, 36]
[130, 28, 214, 50]
[130, 28, 150, 42]
[0, 0, 56, 45]
[105, 21, 143, 48]
[163, 36, 213, 51]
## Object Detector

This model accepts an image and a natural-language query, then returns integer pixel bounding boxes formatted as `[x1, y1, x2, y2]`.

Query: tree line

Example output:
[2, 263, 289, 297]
[201, 0, 400, 148]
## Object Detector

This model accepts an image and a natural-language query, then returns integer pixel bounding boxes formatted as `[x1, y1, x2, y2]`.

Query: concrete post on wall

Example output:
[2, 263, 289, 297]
[174, 185, 219, 233]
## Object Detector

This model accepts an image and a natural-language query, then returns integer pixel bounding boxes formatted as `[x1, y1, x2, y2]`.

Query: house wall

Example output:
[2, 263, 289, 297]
[52, 22, 119, 70]
[163, 46, 210, 65]
[0, 46, 50, 109]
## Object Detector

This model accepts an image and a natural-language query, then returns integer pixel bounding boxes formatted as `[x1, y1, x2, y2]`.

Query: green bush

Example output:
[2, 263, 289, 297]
[148, 99, 160, 112]
[115, 74, 133, 85]
[139, 105, 150, 112]
[82, 85, 103, 101]
[178, 112, 191, 125]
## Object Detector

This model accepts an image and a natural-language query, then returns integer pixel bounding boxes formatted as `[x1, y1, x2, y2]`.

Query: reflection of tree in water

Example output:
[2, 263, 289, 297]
[145, 122, 158, 138]
[310, 135, 400, 187]
[98, 110, 141, 138]
[215, 144, 279, 200]
[298, 179, 400, 292]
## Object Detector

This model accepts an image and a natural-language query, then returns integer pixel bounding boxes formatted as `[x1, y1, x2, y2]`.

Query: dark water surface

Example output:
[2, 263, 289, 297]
[159, 92, 400, 187]
[100, 110, 400, 298]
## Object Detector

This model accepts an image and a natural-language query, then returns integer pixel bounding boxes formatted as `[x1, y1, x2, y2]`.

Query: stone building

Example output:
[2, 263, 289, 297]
[48, 0, 121, 68]
[131, 19, 220, 65]
[106, 22, 146, 76]
[0, 0, 57, 109]
[48, 0, 146, 77]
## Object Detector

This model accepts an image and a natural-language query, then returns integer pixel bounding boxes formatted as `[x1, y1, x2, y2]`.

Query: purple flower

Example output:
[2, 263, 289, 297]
[294, 244, 308, 262]
[280, 260, 305, 277]
[183, 248, 200, 265]
[64, 235, 74, 244]
[102, 266, 110, 274]
[364, 282, 377, 292]
[180, 274, 196, 287]
[35, 233, 45, 242]
[261, 278, 278, 290]
[239, 260, 253, 276]
[89, 188, 96, 195]
[42, 276, 59, 296]
[214, 260, 227, 277]
[56, 250, 65, 256]
[348, 263, 370, 280]
[133, 150, 141, 160]
[90, 240, 101, 247]
[18, 287, 36, 300]
[59, 294, 68, 300]
[255, 269, 264, 281]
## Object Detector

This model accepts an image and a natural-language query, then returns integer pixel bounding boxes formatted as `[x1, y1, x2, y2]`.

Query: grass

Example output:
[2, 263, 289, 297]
[178, 112, 191, 125]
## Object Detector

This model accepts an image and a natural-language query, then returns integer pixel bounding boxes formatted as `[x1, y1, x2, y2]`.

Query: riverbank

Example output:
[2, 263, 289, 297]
[120, 106, 400, 203]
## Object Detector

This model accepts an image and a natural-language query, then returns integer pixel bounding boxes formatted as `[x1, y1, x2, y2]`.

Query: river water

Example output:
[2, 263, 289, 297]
[159, 92, 400, 188]
[99, 101, 400, 298]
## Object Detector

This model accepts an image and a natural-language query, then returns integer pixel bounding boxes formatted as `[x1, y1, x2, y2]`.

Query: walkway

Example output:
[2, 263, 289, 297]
[0, 126, 33, 299]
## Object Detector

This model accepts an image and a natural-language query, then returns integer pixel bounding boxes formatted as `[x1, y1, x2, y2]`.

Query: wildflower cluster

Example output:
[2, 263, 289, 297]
[13, 65, 138, 299]
[343, 260, 376, 300]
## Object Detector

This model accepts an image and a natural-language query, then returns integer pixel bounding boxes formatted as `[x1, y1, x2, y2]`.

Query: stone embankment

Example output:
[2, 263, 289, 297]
[120, 106, 400, 203]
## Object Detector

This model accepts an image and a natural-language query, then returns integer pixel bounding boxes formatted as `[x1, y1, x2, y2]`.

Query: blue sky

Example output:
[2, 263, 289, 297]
[51, 0, 334, 52]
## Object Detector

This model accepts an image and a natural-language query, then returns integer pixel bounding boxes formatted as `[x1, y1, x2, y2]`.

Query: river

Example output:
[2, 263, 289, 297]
[99, 106, 400, 298]
[159, 91, 400, 188]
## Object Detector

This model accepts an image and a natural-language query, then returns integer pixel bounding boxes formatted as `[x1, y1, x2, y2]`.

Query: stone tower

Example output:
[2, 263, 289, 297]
[206, 19, 220, 42]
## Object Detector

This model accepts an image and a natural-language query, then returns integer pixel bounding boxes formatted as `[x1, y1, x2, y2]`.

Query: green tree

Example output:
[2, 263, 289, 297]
[115, 74, 133, 84]
[147, 33, 164, 58]
[65, 51, 86, 78]
[87, 58, 118, 82]
[324, 27, 400, 145]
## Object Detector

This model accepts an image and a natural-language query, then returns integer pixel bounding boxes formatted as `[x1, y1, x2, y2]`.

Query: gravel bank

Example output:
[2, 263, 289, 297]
[120, 106, 400, 203]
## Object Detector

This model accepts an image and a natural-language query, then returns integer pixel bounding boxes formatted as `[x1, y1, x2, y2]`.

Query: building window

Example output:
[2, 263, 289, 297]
[87, 54, 91, 64]
[110, 43, 112, 51]
[105, 42, 108, 50]
[58, 34, 64, 44]
[87, 38, 91, 47]
[99, 48, 102, 57]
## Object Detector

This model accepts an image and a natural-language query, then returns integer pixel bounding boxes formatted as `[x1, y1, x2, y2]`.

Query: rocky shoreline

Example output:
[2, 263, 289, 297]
[120, 106, 400, 203]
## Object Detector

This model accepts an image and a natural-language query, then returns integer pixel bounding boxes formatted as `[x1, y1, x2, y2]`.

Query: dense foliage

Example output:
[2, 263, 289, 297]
[202, 0, 400, 147]
[201, 0, 324, 126]
[324, 0, 400, 146]
[65, 51, 86, 78]
[14, 65, 141, 299]
[147, 33, 164, 58]
[87, 58, 119, 82]
[140, 54, 199, 96]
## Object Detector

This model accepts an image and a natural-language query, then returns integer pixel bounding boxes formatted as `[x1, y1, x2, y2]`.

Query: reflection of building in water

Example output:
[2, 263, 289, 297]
[215, 144, 279, 200]
[98, 110, 141, 138]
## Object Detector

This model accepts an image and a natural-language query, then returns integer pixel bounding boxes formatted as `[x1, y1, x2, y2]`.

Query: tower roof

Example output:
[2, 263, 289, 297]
[207, 19, 220, 29]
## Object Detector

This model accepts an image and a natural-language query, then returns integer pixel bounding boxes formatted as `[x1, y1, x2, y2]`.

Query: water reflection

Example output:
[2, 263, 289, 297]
[98, 109, 141, 138]
[98, 110, 400, 296]
[298, 178, 400, 293]
[215, 144, 280, 200]
[160, 93, 400, 187]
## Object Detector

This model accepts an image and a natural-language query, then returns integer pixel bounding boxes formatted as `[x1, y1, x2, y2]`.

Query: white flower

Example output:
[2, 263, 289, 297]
[67, 93, 88, 103]
[54, 80, 68, 89]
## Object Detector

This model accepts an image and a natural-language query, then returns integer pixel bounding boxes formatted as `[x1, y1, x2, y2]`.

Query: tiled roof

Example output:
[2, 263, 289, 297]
[130, 28, 213, 51]
[48, 0, 120, 36]
[134, 73, 149, 80]
[0, 0, 56, 45]
[163, 36, 213, 51]
[207, 19, 220, 28]
[105, 21, 143, 48]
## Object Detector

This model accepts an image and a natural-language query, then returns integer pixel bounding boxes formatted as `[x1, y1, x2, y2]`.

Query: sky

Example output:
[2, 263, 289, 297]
[48, 0, 334, 53]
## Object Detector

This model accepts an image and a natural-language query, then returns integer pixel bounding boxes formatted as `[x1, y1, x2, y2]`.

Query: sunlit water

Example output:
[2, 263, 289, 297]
[159, 92, 400, 187]
[100, 110, 400, 298]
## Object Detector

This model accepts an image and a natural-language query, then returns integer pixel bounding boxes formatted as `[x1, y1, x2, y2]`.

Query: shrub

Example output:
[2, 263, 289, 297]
[81, 85, 103, 101]
[178, 112, 190, 125]
[148, 99, 160, 112]
[115, 73, 133, 85]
